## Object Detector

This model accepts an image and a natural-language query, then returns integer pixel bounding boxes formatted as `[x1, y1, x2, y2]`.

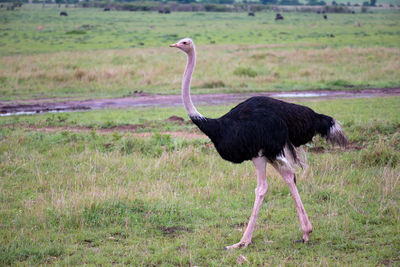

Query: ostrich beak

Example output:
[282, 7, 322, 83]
[169, 43, 178, 48]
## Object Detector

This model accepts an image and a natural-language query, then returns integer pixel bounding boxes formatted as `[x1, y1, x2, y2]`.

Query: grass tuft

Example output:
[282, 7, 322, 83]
[201, 80, 226, 89]
[233, 66, 258, 77]
[65, 30, 87, 35]
[360, 138, 400, 167]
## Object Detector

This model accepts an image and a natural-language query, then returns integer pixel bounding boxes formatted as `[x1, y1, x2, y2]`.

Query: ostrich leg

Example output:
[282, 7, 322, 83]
[225, 156, 268, 250]
[273, 163, 312, 242]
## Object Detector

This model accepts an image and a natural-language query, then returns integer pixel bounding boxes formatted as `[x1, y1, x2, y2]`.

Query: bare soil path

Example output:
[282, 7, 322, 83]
[21, 125, 362, 153]
[1, 88, 400, 116]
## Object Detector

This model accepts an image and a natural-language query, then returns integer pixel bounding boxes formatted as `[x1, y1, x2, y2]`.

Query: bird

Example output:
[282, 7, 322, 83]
[169, 38, 348, 249]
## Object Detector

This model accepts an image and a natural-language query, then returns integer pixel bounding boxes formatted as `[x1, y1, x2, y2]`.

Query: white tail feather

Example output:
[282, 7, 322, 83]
[328, 120, 348, 147]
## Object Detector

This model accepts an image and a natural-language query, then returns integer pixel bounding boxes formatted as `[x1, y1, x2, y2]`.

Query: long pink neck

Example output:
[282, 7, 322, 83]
[182, 48, 203, 118]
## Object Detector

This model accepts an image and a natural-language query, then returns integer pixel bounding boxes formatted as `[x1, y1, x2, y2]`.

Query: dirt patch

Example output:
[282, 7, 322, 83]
[130, 131, 206, 140]
[167, 115, 185, 123]
[20, 124, 208, 139]
[1, 88, 399, 116]
[306, 142, 362, 153]
[307, 146, 325, 153]
[158, 226, 192, 237]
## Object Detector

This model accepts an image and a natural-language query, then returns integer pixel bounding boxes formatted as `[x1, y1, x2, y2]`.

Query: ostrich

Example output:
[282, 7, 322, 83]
[170, 38, 348, 249]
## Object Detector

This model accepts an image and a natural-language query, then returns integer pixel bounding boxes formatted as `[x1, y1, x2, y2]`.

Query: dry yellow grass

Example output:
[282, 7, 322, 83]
[1, 45, 399, 99]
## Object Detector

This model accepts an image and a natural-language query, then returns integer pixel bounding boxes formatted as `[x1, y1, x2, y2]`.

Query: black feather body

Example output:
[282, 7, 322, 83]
[191, 96, 336, 164]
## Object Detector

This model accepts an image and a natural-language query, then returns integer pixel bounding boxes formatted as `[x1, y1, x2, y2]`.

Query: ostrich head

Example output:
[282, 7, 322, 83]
[169, 38, 195, 54]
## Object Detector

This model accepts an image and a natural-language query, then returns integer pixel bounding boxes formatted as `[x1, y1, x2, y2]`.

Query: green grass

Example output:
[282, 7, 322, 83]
[1, 7, 400, 56]
[0, 8, 399, 100]
[0, 5, 399, 265]
[1, 97, 399, 265]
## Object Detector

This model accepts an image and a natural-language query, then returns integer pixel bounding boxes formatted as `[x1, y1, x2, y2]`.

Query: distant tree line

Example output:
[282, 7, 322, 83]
[0, 0, 329, 5]
[1, 0, 378, 10]
[76, 1, 364, 12]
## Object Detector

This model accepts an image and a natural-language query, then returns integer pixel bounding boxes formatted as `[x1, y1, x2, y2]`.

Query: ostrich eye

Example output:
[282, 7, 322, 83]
[182, 41, 187, 45]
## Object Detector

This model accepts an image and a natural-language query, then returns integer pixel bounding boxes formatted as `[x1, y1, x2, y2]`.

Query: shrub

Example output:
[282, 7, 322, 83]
[360, 141, 399, 167]
[233, 67, 258, 77]
[201, 80, 225, 88]
[66, 30, 86, 35]
[279, 0, 302, 5]
[307, 0, 326, 5]
[361, 5, 368, 12]
[327, 79, 350, 87]
[204, 4, 232, 12]
[324, 5, 351, 12]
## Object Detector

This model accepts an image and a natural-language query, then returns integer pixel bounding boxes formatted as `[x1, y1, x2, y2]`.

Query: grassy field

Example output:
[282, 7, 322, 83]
[1, 97, 400, 266]
[1, 8, 400, 100]
[1, 6, 400, 266]
[1, 45, 399, 100]
[1, 6, 399, 55]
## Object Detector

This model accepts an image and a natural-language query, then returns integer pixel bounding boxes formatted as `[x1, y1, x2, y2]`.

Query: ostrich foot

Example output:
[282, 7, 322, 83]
[224, 240, 251, 250]
[302, 230, 312, 243]
[294, 231, 312, 244]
